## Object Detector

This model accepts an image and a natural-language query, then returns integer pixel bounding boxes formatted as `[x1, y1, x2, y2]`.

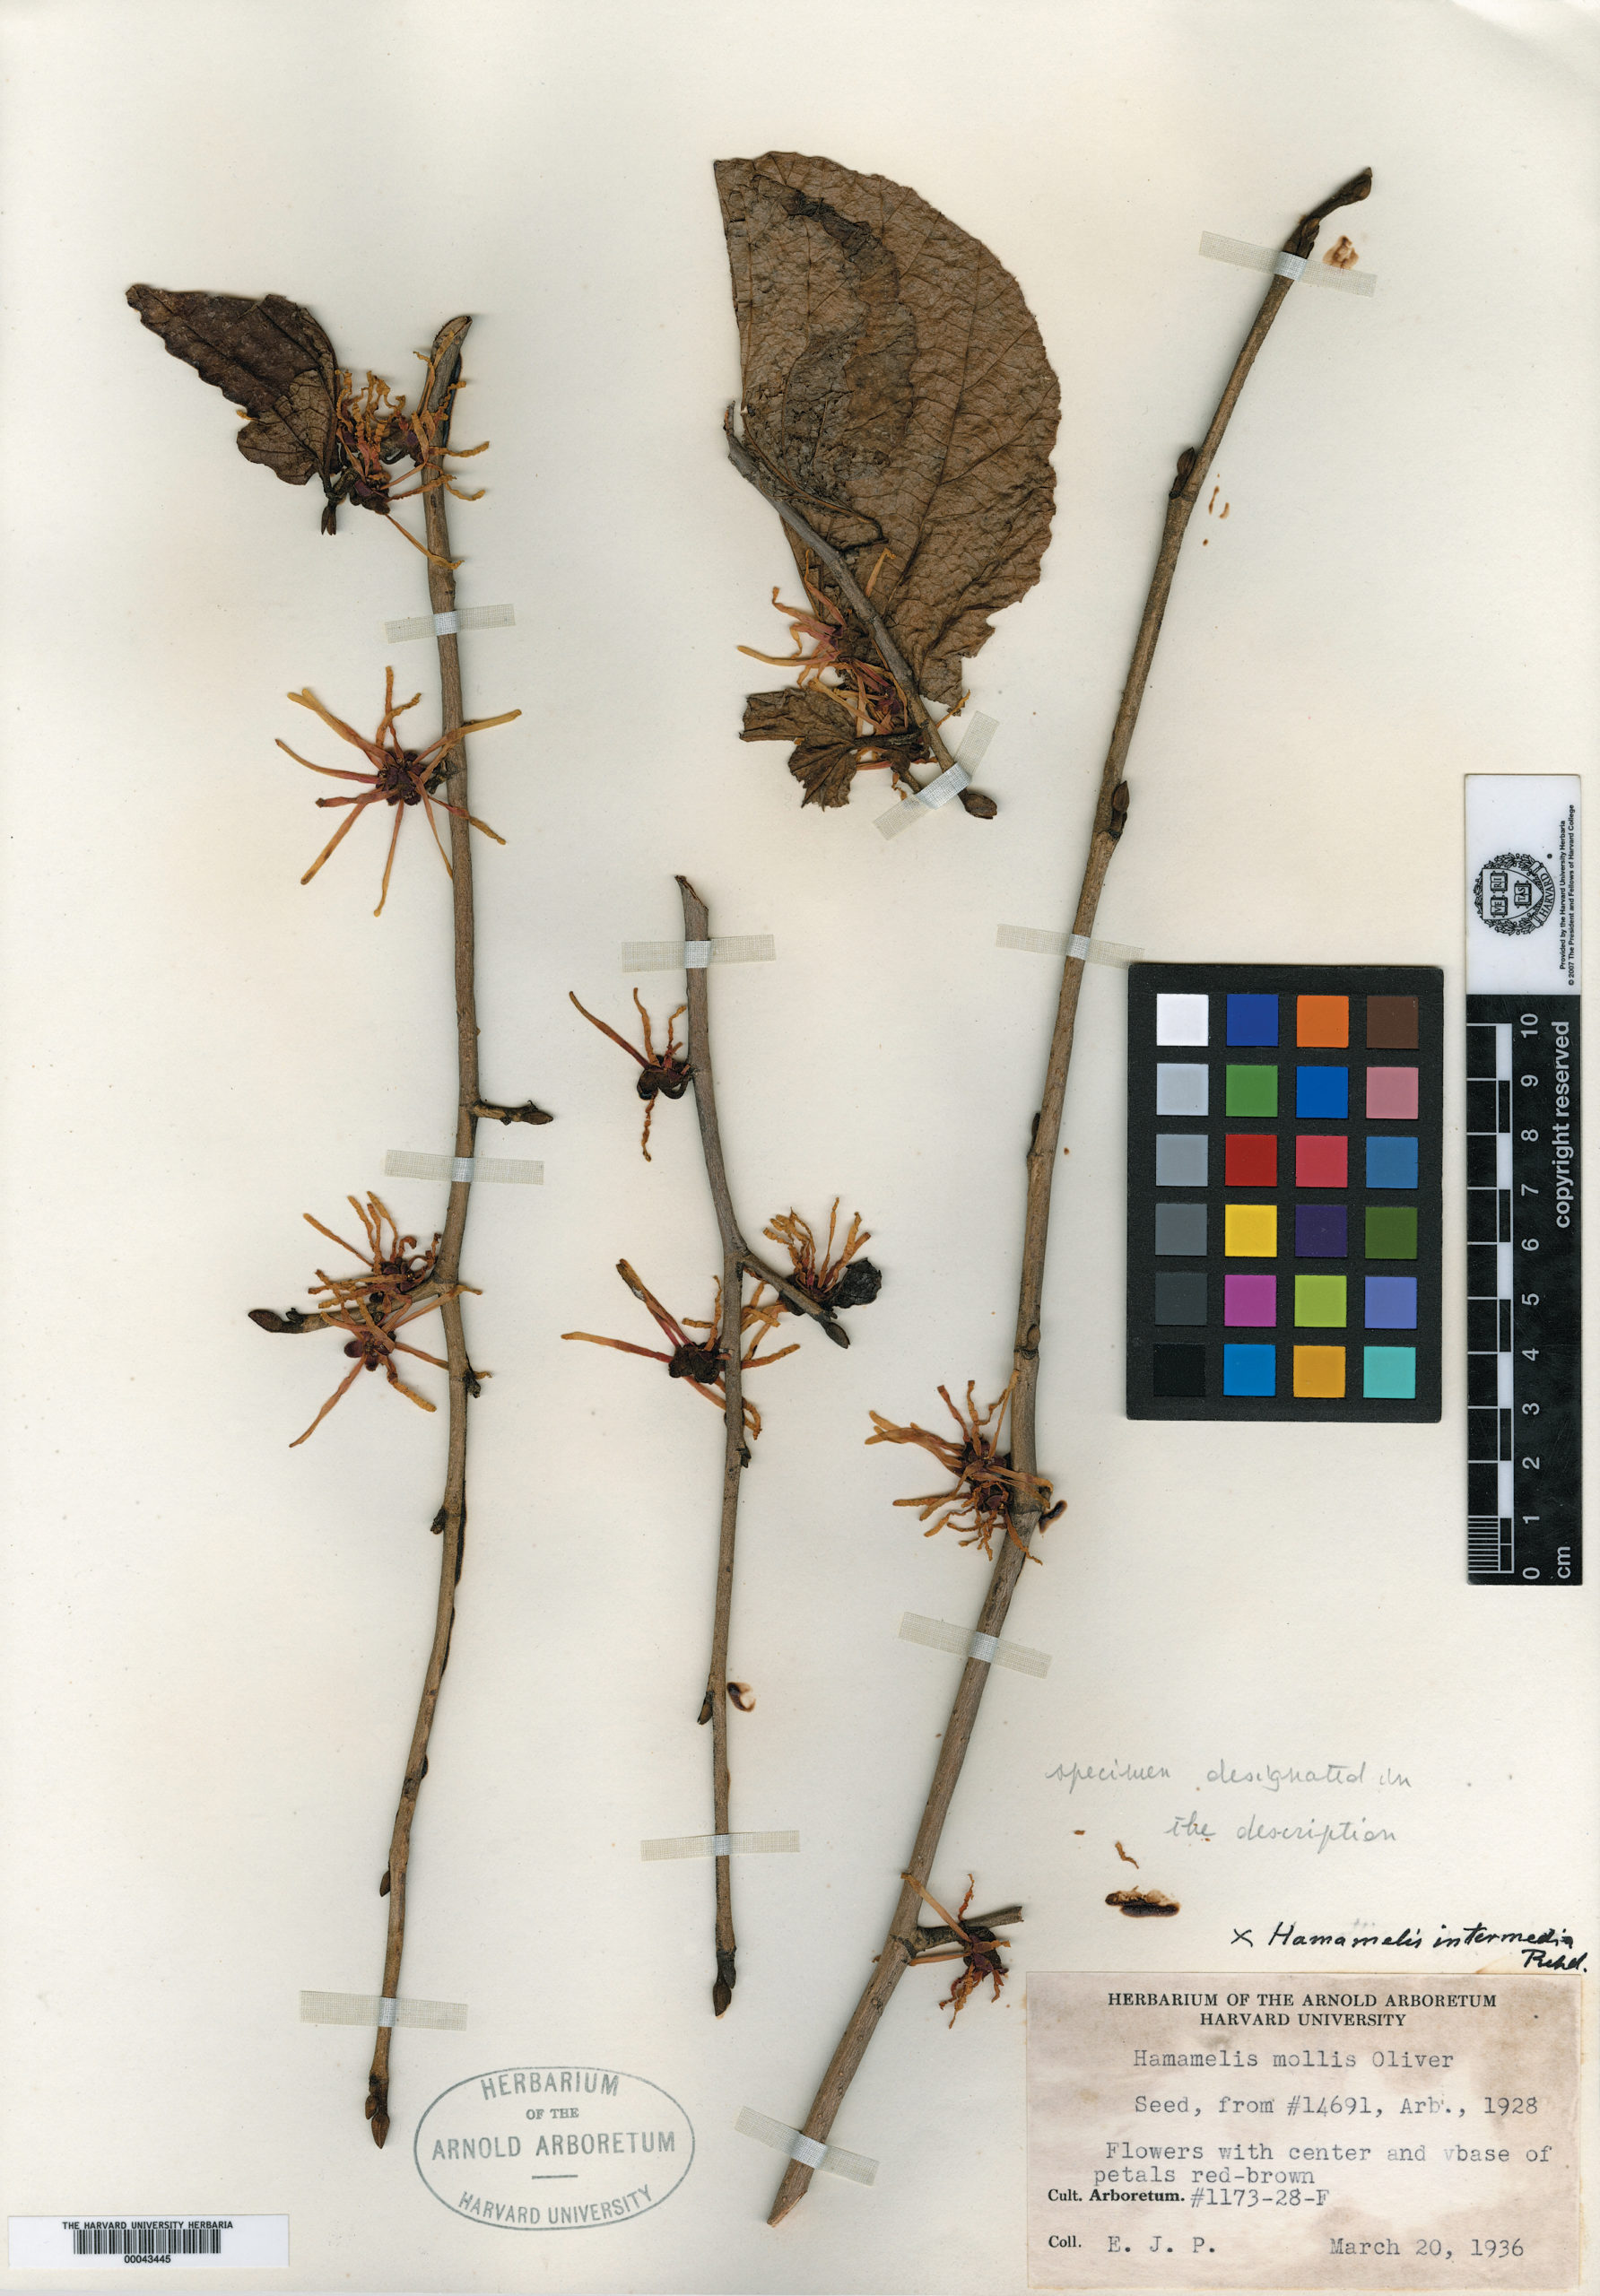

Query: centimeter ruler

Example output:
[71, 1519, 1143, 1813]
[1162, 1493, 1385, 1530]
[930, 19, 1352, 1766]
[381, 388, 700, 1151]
[1465, 776, 1582, 1584]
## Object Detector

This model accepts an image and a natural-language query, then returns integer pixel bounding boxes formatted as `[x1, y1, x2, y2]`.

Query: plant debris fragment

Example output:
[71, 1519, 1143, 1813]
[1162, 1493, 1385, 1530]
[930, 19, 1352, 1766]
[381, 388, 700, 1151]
[1107, 1888, 1180, 1918]
[867, 1379, 1062, 1560]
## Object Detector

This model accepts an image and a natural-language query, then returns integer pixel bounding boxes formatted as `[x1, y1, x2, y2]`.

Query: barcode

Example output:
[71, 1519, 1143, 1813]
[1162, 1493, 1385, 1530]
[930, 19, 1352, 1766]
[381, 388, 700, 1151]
[10, 2211, 287, 2268]
[71, 2225, 222, 2256]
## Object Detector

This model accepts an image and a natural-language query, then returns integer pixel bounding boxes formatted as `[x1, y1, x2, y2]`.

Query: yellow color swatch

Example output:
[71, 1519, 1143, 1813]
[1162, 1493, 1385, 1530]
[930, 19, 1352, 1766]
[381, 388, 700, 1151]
[1293, 1345, 1346, 1398]
[1224, 1204, 1278, 1258]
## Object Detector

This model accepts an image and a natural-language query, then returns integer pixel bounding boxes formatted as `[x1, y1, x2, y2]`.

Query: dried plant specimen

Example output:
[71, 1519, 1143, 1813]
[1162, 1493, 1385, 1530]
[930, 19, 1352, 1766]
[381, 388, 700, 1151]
[126, 287, 485, 543]
[715, 152, 1060, 813]
[764, 168, 1373, 2225]
[569, 879, 880, 2016]
[279, 668, 518, 914]
[138, 297, 554, 2145]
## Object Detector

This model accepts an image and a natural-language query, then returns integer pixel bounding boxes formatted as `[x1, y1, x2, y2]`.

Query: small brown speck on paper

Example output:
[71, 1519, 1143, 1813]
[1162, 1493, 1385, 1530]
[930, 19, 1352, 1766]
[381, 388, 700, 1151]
[1026, 1971, 1577, 2288]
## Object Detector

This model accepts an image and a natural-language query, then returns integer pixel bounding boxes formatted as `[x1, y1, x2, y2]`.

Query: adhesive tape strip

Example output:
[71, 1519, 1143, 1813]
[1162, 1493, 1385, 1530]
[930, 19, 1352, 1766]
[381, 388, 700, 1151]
[996, 925, 1144, 967]
[874, 762, 970, 840]
[874, 709, 999, 840]
[383, 604, 517, 642]
[621, 935, 777, 971]
[899, 1611, 1051, 1678]
[384, 1150, 543, 1186]
[953, 710, 998, 770]
[735, 2108, 878, 2187]
[639, 1830, 799, 1861]
[1198, 231, 1377, 298]
[300, 1990, 467, 2031]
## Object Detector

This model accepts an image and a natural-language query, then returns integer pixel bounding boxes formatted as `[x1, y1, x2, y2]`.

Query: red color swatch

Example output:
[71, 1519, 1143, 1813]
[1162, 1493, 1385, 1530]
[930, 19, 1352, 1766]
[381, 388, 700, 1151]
[1296, 1134, 1348, 1188]
[1225, 1133, 1278, 1187]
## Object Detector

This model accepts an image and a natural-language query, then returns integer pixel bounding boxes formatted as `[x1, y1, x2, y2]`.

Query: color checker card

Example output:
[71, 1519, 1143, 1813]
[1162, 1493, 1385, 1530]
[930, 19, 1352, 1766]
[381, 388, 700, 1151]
[1126, 964, 1442, 1421]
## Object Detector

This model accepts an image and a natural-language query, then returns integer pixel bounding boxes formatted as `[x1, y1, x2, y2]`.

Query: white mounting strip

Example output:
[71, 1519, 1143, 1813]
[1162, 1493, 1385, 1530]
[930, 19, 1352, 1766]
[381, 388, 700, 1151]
[640, 1830, 799, 1861]
[1199, 230, 1377, 298]
[875, 711, 998, 840]
[384, 1150, 543, 1186]
[622, 935, 776, 972]
[952, 710, 998, 770]
[996, 924, 1144, 967]
[383, 603, 516, 642]
[735, 2108, 878, 2186]
[899, 1611, 1051, 1678]
[300, 1989, 467, 2031]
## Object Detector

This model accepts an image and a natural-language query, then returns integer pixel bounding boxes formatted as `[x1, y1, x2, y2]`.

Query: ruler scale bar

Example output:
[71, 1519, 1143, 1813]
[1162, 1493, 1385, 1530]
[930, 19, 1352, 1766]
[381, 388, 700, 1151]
[1464, 777, 1581, 1587]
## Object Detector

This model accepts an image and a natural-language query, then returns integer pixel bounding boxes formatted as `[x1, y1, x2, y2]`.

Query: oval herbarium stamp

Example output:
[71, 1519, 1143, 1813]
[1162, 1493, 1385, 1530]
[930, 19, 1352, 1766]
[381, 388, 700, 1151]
[413, 2066, 693, 2229]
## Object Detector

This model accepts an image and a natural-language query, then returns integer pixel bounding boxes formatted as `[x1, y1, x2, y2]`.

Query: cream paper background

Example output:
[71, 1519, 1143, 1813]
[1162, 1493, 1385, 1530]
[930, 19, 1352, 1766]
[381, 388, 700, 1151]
[1, 2, 1596, 2292]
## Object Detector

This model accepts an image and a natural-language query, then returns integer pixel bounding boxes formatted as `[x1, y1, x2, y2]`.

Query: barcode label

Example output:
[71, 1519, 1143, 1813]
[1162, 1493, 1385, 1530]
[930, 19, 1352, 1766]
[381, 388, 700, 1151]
[9, 2214, 288, 2268]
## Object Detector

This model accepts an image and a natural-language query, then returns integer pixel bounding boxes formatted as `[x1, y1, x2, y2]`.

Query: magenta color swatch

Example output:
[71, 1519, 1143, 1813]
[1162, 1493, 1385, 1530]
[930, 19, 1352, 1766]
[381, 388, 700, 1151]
[1366, 1065, 1419, 1119]
[1224, 1273, 1277, 1326]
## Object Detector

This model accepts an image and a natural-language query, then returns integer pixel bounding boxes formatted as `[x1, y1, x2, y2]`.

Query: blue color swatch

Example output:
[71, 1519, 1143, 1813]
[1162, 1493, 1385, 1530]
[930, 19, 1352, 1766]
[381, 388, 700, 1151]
[1296, 1065, 1349, 1118]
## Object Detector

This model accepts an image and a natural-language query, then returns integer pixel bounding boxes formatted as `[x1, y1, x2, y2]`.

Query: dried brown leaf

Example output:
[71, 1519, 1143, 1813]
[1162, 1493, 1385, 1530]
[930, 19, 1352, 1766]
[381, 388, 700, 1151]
[126, 286, 340, 492]
[716, 153, 1060, 710]
[739, 685, 865, 808]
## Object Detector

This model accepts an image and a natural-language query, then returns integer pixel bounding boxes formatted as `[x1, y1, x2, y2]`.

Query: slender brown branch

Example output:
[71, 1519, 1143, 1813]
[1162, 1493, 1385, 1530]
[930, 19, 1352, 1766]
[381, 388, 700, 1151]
[724, 411, 959, 794]
[365, 315, 480, 2148]
[766, 167, 1371, 2225]
[675, 874, 746, 2015]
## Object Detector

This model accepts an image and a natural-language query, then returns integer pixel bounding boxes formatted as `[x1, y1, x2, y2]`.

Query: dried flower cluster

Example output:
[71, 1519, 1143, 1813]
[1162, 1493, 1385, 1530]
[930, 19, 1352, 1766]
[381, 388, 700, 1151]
[764, 1201, 882, 1314]
[903, 1874, 1012, 2025]
[562, 1258, 796, 1439]
[248, 1193, 475, 1447]
[737, 570, 935, 807]
[867, 1379, 1062, 1561]
[280, 667, 518, 915]
[568, 990, 691, 1159]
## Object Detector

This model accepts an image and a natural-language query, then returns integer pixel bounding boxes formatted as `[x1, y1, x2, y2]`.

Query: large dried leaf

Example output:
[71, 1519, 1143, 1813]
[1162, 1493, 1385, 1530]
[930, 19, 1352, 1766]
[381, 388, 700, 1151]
[126, 287, 340, 491]
[717, 153, 1060, 715]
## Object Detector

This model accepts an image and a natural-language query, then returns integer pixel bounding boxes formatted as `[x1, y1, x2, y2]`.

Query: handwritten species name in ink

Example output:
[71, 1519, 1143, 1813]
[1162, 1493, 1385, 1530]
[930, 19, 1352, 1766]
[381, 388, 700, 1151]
[1264, 1918, 1585, 1970]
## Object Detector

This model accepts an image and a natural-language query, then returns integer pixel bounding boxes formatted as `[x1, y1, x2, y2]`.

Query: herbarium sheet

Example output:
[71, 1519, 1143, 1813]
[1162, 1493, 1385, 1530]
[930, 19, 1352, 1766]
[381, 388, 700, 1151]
[1, 4, 1595, 2293]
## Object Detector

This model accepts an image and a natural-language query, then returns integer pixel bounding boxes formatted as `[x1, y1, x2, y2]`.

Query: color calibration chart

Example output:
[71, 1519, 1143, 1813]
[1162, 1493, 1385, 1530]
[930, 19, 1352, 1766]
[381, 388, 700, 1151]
[1465, 774, 1581, 1585]
[1126, 964, 1443, 1420]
